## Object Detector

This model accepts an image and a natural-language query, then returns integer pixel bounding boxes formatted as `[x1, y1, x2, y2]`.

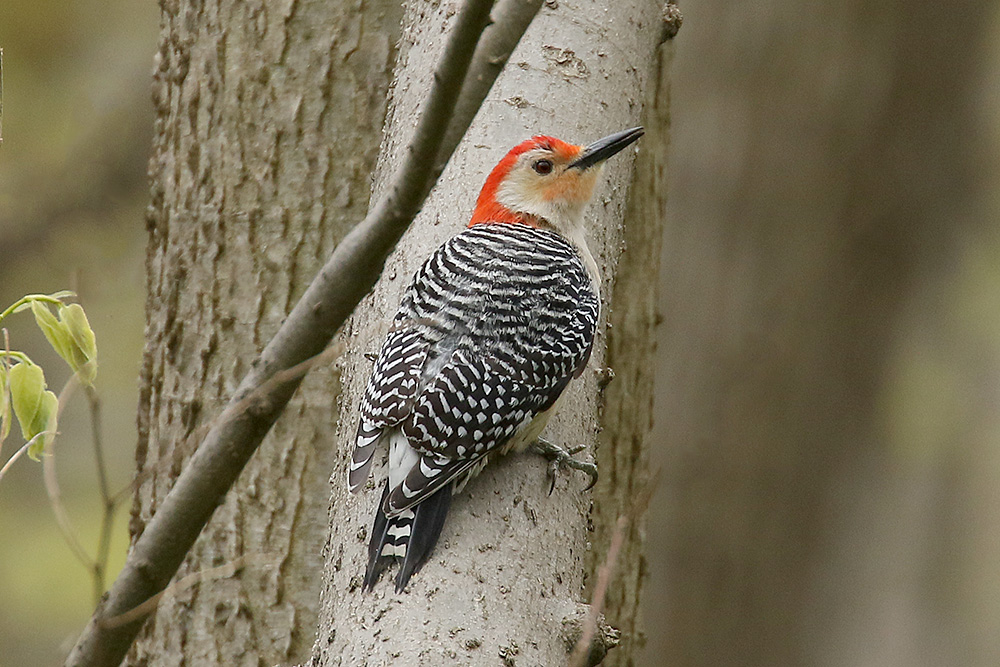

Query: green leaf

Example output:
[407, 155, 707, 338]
[9, 362, 44, 433]
[26, 391, 58, 460]
[59, 303, 98, 386]
[9, 362, 57, 458]
[31, 300, 73, 363]
[28, 300, 99, 386]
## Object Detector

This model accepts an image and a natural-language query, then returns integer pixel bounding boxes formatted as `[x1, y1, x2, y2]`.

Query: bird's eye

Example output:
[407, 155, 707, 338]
[532, 159, 554, 175]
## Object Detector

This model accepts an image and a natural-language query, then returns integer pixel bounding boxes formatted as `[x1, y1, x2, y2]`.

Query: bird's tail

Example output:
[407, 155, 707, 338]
[363, 480, 452, 592]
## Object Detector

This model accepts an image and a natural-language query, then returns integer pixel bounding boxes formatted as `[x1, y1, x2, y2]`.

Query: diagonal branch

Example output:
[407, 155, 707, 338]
[569, 470, 660, 667]
[63, 0, 542, 665]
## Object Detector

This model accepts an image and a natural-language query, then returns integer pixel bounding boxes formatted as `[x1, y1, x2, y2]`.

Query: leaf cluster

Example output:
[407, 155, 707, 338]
[0, 291, 98, 460]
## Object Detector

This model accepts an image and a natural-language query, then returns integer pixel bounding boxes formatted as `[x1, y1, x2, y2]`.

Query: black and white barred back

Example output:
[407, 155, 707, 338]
[351, 223, 600, 591]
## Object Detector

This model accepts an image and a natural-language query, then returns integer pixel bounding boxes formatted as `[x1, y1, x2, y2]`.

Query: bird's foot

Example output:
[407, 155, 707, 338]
[528, 437, 598, 494]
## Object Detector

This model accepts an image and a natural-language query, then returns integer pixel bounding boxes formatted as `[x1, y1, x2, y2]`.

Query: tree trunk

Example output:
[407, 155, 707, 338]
[593, 18, 676, 665]
[130, 1, 401, 665]
[647, 0, 995, 665]
[311, 1, 667, 665]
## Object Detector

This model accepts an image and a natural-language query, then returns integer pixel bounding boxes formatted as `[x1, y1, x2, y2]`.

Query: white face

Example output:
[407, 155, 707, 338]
[494, 148, 602, 234]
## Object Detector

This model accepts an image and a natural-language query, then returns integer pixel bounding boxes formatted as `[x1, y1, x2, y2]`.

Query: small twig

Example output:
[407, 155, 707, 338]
[86, 384, 111, 508]
[0, 292, 74, 325]
[86, 385, 115, 604]
[40, 369, 111, 603]
[40, 362, 91, 569]
[568, 468, 661, 667]
[0, 348, 117, 601]
[1, 328, 10, 458]
[0, 440, 33, 484]
[42, 374, 93, 566]
[108, 342, 344, 508]
[100, 554, 279, 630]
[43, 437, 96, 570]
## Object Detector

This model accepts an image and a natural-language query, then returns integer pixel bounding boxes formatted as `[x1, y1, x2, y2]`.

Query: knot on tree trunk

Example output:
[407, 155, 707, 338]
[561, 601, 622, 666]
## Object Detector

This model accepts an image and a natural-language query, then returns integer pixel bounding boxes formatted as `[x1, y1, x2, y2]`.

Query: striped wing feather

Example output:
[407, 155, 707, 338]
[354, 224, 599, 589]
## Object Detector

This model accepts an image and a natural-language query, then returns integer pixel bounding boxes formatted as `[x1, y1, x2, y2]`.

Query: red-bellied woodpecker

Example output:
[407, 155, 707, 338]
[350, 126, 644, 592]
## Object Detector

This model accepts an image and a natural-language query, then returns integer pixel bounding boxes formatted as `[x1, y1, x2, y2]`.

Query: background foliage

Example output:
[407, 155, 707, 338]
[0, 0, 154, 663]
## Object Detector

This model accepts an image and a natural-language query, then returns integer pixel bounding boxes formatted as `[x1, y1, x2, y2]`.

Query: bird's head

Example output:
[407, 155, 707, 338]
[469, 127, 644, 235]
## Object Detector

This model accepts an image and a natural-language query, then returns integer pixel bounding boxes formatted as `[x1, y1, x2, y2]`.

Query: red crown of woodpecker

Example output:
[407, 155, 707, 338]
[469, 135, 583, 227]
[468, 128, 644, 229]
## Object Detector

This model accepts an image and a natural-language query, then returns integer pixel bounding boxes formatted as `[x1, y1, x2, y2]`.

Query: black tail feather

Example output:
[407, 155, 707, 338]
[395, 485, 451, 592]
[363, 481, 452, 593]
[363, 483, 394, 592]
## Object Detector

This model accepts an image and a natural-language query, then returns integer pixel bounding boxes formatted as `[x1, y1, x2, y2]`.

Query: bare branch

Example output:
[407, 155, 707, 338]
[88, 387, 111, 504]
[109, 342, 343, 509]
[100, 554, 280, 631]
[569, 470, 660, 667]
[42, 371, 107, 579]
[64, 0, 543, 663]
[1, 327, 10, 458]
[434, 0, 545, 175]
[0, 440, 33, 483]
[87, 386, 116, 604]
[43, 433, 96, 570]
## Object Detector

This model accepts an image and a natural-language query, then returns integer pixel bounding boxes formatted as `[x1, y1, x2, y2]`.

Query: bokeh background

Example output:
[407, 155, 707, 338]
[0, 0, 154, 663]
[2, 0, 999, 665]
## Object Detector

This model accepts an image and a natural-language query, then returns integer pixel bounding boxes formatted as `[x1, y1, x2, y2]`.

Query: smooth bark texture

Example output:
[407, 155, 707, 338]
[126, 1, 401, 665]
[313, 1, 666, 665]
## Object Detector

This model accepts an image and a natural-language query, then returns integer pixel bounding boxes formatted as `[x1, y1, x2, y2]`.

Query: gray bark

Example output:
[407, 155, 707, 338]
[593, 18, 675, 665]
[312, 1, 666, 665]
[130, 1, 401, 665]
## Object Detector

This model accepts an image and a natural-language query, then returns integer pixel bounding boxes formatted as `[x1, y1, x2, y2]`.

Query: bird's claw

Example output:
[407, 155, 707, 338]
[528, 438, 599, 494]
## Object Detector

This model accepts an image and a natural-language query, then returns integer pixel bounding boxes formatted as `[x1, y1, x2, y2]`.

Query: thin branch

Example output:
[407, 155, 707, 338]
[100, 554, 279, 630]
[65, 0, 543, 661]
[87, 387, 111, 502]
[0, 440, 33, 483]
[108, 342, 343, 508]
[87, 386, 116, 604]
[42, 372, 100, 575]
[43, 433, 96, 570]
[569, 469, 661, 667]
[35, 367, 115, 607]
[1, 328, 10, 458]
[0, 292, 75, 324]
[434, 0, 544, 174]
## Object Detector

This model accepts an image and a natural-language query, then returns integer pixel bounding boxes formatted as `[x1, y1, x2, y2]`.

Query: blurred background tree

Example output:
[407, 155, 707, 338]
[2, 0, 999, 665]
[645, 1, 1000, 666]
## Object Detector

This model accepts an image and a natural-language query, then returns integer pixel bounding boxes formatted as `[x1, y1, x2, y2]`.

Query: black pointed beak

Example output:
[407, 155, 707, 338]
[568, 126, 644, 170]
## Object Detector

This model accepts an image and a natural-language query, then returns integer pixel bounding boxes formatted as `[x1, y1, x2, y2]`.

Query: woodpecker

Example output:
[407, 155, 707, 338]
[350, 126, 644, 592]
